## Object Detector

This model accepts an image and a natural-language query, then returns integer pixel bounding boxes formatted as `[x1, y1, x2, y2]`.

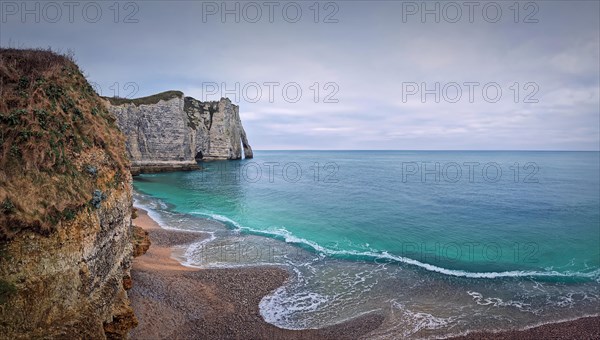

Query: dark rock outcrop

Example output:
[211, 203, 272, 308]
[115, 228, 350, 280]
[132, 225, 150, 257]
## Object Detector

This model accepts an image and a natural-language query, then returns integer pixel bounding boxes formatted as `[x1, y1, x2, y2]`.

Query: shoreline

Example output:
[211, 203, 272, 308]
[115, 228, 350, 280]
[128, 208, 384, 339]
[129, 207, 600, 339]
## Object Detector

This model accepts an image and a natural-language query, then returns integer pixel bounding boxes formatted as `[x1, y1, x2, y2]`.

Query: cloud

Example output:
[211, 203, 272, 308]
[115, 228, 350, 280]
[1, 0, 598, 150]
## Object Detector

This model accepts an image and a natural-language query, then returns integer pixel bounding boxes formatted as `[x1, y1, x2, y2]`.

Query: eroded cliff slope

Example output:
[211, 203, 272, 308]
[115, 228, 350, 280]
[0, 49, 136, 338]
[107, 92, 253, 174]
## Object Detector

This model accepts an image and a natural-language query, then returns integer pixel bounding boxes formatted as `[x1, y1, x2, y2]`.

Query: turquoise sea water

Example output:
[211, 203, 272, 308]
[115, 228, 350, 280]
[134, 151, 600, 338]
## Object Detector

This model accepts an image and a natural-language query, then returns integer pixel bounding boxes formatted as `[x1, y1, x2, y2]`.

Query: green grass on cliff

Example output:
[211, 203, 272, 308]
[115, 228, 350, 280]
[0, 48, 130, 240]
[104, 90, 183, 106]
[0, 279, 16, 304]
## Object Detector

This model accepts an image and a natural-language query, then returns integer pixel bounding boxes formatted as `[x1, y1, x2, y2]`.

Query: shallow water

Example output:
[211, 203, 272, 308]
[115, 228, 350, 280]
[133, 151, 600, 338]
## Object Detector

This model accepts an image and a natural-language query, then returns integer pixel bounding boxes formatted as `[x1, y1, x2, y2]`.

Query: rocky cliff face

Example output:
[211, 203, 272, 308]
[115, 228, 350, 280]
[107, 92, 253, 174]
[0, 170, 136, 338]
[0, 49, 136, 338]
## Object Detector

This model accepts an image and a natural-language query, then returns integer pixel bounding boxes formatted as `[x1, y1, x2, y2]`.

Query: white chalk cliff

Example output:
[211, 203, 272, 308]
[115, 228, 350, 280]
[106, 91, 253, 174]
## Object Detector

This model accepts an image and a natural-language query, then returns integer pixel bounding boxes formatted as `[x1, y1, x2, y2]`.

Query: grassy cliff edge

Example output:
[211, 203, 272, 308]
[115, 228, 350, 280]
[0, 48, 137, 338]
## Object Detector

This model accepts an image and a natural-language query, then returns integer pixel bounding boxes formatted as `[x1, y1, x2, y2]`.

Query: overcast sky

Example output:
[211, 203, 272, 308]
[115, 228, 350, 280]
[2, 1, 598, 150]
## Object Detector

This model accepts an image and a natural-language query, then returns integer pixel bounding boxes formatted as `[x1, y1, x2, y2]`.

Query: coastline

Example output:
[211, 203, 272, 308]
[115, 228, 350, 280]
[128, 208, 384, 339]
[129, 208, 600, 339]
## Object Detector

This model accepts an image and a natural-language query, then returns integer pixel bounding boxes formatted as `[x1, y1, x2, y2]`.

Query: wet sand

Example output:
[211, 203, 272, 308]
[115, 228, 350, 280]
[128, 208, 384, 339]
[450, 316, 600, 340]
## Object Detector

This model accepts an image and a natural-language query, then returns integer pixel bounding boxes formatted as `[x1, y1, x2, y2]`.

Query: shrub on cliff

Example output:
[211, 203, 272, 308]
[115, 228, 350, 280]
[0, 279, 16, 304]
[0, 48, 130, 240]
